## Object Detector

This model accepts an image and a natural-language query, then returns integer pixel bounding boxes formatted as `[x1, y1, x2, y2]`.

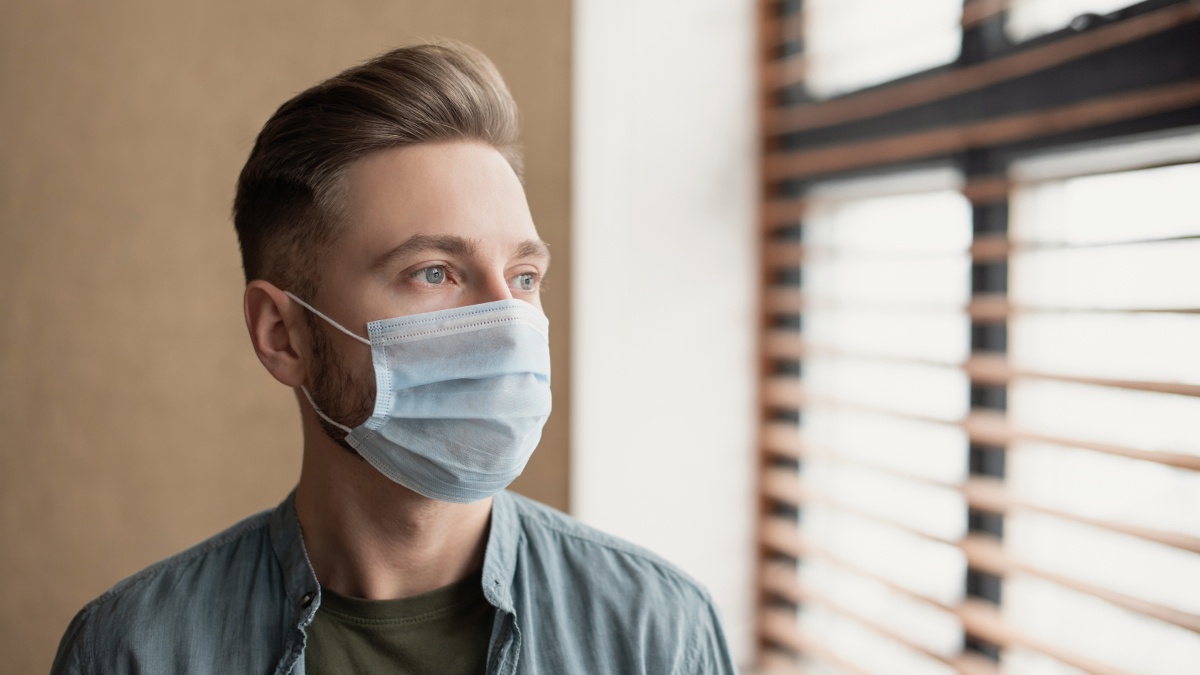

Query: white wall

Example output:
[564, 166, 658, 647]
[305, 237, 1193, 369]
[571, 0, 759, 664]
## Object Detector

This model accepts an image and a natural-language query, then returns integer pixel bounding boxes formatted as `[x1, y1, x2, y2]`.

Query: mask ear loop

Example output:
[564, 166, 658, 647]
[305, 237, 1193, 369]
[284, 291, 371, 345]
[301, 386, 353, 434]
[284, 291, 369, 435]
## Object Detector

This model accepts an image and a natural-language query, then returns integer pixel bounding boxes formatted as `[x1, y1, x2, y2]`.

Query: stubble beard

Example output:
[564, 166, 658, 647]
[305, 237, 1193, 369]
[306, 313, 376, 457]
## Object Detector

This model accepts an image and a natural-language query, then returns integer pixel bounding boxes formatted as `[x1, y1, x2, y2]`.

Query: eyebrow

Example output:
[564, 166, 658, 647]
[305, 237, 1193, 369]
[369, 234, 551, 272]
[370, 234, 478, 272]
[514, 238, 551, 264]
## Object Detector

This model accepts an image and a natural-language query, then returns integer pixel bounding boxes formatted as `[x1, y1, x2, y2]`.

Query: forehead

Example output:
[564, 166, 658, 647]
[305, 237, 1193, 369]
[339, 141, 537, 250]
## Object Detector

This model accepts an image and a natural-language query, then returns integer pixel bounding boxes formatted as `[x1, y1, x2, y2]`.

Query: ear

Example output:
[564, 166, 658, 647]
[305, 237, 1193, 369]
[244, 280, 310, 388]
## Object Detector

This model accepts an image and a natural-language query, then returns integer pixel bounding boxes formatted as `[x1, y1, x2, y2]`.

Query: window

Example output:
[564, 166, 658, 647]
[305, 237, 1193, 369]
[755, 1, 1200, 673]
[802, 0, 963, 98]
[1005, 0, 1142, 42]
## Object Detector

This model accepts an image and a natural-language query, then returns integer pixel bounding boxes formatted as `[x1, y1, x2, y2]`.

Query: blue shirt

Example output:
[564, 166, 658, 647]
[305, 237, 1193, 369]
[51, 490, 738, 674]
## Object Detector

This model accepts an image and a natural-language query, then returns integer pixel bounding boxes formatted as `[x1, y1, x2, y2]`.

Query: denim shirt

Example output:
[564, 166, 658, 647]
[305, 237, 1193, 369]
[51, 489, 737, 674]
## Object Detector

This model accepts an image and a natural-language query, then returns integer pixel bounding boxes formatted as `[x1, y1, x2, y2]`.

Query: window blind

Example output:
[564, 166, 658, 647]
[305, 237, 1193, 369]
[754, 1, 1200, 674]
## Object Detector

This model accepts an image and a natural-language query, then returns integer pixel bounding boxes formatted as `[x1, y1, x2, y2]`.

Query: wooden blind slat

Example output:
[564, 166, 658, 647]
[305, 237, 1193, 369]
[763, 376, 806, 409]
[758, 648, 810, 675]
[762, 420, 803, 459]
[788, 577, 1002, 675]
[765, 53, 807, 89]
[756, 382, 1200, 471]
[961, 477, 1200, 555]
[969, 237, 1011, 262]
[766, 553, 1126, 675]
[962, 178, 1011, 205]
[760, 13, 805, 51]
[961, 534, 1200, 636]
[961, 0, 1009, 28]
[760, 517, 1200, 641]
[765, 242, 805, 269]
[763, 330, 804, 360]
[759, 294, 1198, 318]
[765, 80, 1200, 180]
[763, 198, 808, 226]
[780, 13, 803, 45]
[967, 354, 1200, 398]
[968, 296, 1009, 321]
[763, 465, 804, 506]
[760, 514, 805, 559]
[769, 345, 1200, 398]
[762, 453, 1200, 555]
[765, 288, 804, 314]
[766, 1, 1200, 134]
[760, 606, 805, 654]
[963, 411, 1200, 472]
[782, 236, 1194, 262]
[760, 607, 878, 675]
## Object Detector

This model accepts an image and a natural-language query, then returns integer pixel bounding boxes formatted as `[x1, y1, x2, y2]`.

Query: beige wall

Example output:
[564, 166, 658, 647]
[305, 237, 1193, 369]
[0, 1, 571, 672]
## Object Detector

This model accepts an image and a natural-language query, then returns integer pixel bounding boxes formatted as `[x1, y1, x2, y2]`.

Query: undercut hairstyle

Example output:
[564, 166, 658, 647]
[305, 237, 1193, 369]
[232, 42, 522, 299]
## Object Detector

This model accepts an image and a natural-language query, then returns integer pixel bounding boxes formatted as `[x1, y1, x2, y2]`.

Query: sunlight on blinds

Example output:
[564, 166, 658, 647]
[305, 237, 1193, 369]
[1005, 575, 1200, 675]
[1006, 511, 1200, 614]
[805, 506, 967, 607]
[1010, 442, 1200, 538]
[1010, 379, 1200, 456]
[802, 0, 962, 99]
[799, 604, 960, 675]
[1002, 648, 1091, 675]
[806, 192, 974, 254]
[794, 182, 972, 674]
[804, 407, 968, 484]
[1010, 162, 1200, 245]
[1004, 157, 1200, 674]
[800, 557, 964, 657]
[806, 308, 970, 364]
[806, 460, 967, 540]
[806, 357, 969, 421]
[1005, 0, 1141, 42]
[1011, 312, 1200, 385]
[1011, 239, 1200, 310]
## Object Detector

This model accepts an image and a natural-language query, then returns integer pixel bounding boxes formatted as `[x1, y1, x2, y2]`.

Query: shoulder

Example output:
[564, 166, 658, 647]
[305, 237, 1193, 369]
[504, 490, 710, 598]
[52, 508, 282, 674]
[499, 492, 737, 674]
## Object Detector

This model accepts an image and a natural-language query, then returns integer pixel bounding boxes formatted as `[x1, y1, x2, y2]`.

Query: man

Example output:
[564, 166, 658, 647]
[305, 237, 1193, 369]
[51, 42, 736, 674]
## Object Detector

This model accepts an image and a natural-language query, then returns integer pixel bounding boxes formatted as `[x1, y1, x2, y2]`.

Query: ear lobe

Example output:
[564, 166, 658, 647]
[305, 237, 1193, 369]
[244, 280, 308, 388]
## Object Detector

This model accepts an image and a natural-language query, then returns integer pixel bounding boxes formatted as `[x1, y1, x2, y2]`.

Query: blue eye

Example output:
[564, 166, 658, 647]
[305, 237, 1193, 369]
[420, 267, 446, 284]
[511, 273, 536, 291]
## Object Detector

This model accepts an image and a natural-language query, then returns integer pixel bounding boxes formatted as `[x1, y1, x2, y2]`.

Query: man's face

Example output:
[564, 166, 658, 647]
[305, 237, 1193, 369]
[305, 141, 549, 438]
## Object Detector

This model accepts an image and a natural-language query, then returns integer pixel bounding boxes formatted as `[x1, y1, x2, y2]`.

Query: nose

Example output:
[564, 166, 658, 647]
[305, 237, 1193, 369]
[471, 267, 513, 305]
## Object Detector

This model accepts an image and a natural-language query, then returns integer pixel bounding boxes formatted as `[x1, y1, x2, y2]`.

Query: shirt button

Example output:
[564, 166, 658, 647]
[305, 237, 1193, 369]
[301, 592, 315, 608]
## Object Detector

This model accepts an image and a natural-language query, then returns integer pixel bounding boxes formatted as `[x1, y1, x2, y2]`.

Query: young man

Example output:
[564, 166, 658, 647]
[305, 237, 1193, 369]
[52, 43, 736, 674]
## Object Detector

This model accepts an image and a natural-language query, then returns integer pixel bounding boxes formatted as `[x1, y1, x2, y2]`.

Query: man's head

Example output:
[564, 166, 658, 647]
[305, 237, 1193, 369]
[237, 43, 550, 452]
[234, 42, 524, 302]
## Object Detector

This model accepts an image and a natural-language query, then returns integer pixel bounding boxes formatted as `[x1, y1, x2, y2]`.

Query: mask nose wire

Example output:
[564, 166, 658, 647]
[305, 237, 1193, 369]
[283, 291, 371, 345]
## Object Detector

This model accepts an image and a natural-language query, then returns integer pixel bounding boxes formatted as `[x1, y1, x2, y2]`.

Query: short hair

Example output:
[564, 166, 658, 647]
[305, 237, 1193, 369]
[232, 42, 522, 298]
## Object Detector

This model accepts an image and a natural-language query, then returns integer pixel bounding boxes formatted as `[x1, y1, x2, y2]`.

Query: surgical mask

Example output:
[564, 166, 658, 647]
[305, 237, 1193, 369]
[285, 292, 552, 504]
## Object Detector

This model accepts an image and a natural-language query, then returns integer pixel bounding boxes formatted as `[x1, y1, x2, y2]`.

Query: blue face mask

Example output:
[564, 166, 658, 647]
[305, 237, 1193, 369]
[286, 292, 552, 504]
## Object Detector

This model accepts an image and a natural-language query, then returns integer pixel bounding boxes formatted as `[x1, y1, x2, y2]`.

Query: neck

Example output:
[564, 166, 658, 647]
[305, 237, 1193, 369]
[293, 406, 492, 600]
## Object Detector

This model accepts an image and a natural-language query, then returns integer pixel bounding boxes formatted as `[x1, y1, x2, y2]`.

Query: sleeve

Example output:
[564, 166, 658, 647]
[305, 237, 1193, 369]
[49, 606, 93, 675]
[676, 596, 739, 675]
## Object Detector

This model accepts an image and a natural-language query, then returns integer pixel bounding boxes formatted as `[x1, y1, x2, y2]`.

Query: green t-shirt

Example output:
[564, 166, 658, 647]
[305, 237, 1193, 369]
[304, 570, 494, 675]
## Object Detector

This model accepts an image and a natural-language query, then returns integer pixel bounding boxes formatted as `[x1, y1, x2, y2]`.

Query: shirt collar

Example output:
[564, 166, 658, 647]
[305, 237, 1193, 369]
[268, 488, 522, 621]
[481, 490, 521, 613]
[268, 490, 322, 626]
